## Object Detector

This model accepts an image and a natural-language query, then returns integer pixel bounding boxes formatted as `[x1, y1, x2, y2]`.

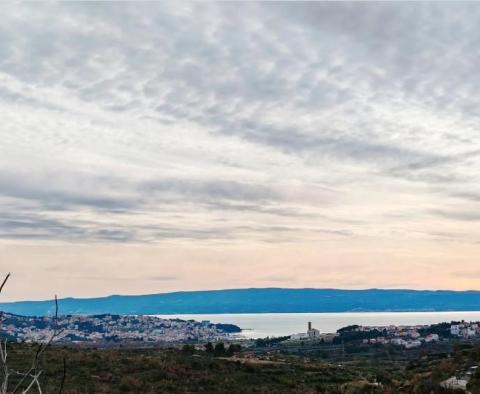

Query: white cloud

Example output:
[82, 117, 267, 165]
[1, 2, 480, 295]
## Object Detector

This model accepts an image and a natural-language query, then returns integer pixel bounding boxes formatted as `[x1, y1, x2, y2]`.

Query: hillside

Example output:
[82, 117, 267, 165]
[1, 288, 479, 316]
[5, 339, 480, 393]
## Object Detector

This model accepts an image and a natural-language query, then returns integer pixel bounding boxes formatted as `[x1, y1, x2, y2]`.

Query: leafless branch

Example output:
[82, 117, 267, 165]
[1, 277, 66, 394]
[12, 296, 63, 393]
[0, 274, 10, 295]
[21, 371, 42, 394]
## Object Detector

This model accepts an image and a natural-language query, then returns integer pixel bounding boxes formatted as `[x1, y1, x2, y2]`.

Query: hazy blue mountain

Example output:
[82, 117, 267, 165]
[0, 288, 479, 316]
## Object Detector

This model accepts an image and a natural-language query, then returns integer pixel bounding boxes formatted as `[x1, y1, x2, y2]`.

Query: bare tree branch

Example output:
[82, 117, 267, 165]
[21, 371, 42, 394]
[1, 277, 65, 394]
[12, 296, 63, 394]
[0, 273, 10, 295]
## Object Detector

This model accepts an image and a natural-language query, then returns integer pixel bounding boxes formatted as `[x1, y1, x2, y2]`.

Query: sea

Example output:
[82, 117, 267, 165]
[155, 311, 480, 339]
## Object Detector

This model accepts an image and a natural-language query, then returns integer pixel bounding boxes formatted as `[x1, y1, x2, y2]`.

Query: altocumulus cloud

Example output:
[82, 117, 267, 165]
[0, 2, 480, 245]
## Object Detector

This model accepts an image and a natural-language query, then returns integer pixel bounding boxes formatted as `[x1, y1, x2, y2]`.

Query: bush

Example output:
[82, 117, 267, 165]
[204, 342, 214, 354]
[182, 344, 195, 355]
[214, 342, 226, 356]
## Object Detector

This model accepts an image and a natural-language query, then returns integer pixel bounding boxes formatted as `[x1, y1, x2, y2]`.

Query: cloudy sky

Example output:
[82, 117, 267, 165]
[1, 2, 480, 300]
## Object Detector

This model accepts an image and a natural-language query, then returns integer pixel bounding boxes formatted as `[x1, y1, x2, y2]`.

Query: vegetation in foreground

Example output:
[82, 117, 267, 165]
[4, 339, 480, 393]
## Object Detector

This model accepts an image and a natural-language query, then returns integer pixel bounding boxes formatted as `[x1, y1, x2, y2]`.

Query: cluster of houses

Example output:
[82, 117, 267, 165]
[289, 322, 443, 349]
[364, 332, 439, 348]
[360, 325, 440, 348]
[450, 322, 480, 338]
[0, 313, 239, 344]
[289, 321, 480, 350]
[362, 322, 480, 348]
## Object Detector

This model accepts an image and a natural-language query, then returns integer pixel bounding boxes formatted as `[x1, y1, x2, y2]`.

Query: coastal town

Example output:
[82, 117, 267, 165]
[360, 321, 480, 348]
[3, 311, 480, 349]
[0, 312, 240, 344]
[288, 320, 480, 350]
[3, 313, 480, 391]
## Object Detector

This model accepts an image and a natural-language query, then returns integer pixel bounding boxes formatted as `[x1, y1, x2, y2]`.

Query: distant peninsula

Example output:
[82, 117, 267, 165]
[0, 288, 479, 316]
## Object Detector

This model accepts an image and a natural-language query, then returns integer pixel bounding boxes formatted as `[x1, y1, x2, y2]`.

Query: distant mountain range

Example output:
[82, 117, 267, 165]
[0, 288, 479, 316]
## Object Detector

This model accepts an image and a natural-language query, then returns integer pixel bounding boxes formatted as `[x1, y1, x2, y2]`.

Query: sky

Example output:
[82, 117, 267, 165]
[1, 2, 480, 300]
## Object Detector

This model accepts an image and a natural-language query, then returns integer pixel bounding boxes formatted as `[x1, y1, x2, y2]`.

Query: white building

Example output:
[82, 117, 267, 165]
[425, 333, 439, 343]
[404, 340, 422, 349]
[391, 338, 406, 346]
[291, 322, 321, 340]
[440, 377, 468, 390]
[451, 325, 460, 336]
[464, 327, 477, 338]
[290, 333, 309, 340]
[307, 321, 320, 339]
[408, 330, 421, 339]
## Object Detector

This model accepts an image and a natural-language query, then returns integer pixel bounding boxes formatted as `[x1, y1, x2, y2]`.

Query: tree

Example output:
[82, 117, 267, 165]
[226, 344, 241, 357]
[214, 342, 225, 356]
[204, 342, 214, 354]
[182, 344, 195, 355]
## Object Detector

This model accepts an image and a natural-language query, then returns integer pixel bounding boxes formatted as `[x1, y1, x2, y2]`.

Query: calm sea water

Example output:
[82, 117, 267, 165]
[155, 311, 480, 339]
